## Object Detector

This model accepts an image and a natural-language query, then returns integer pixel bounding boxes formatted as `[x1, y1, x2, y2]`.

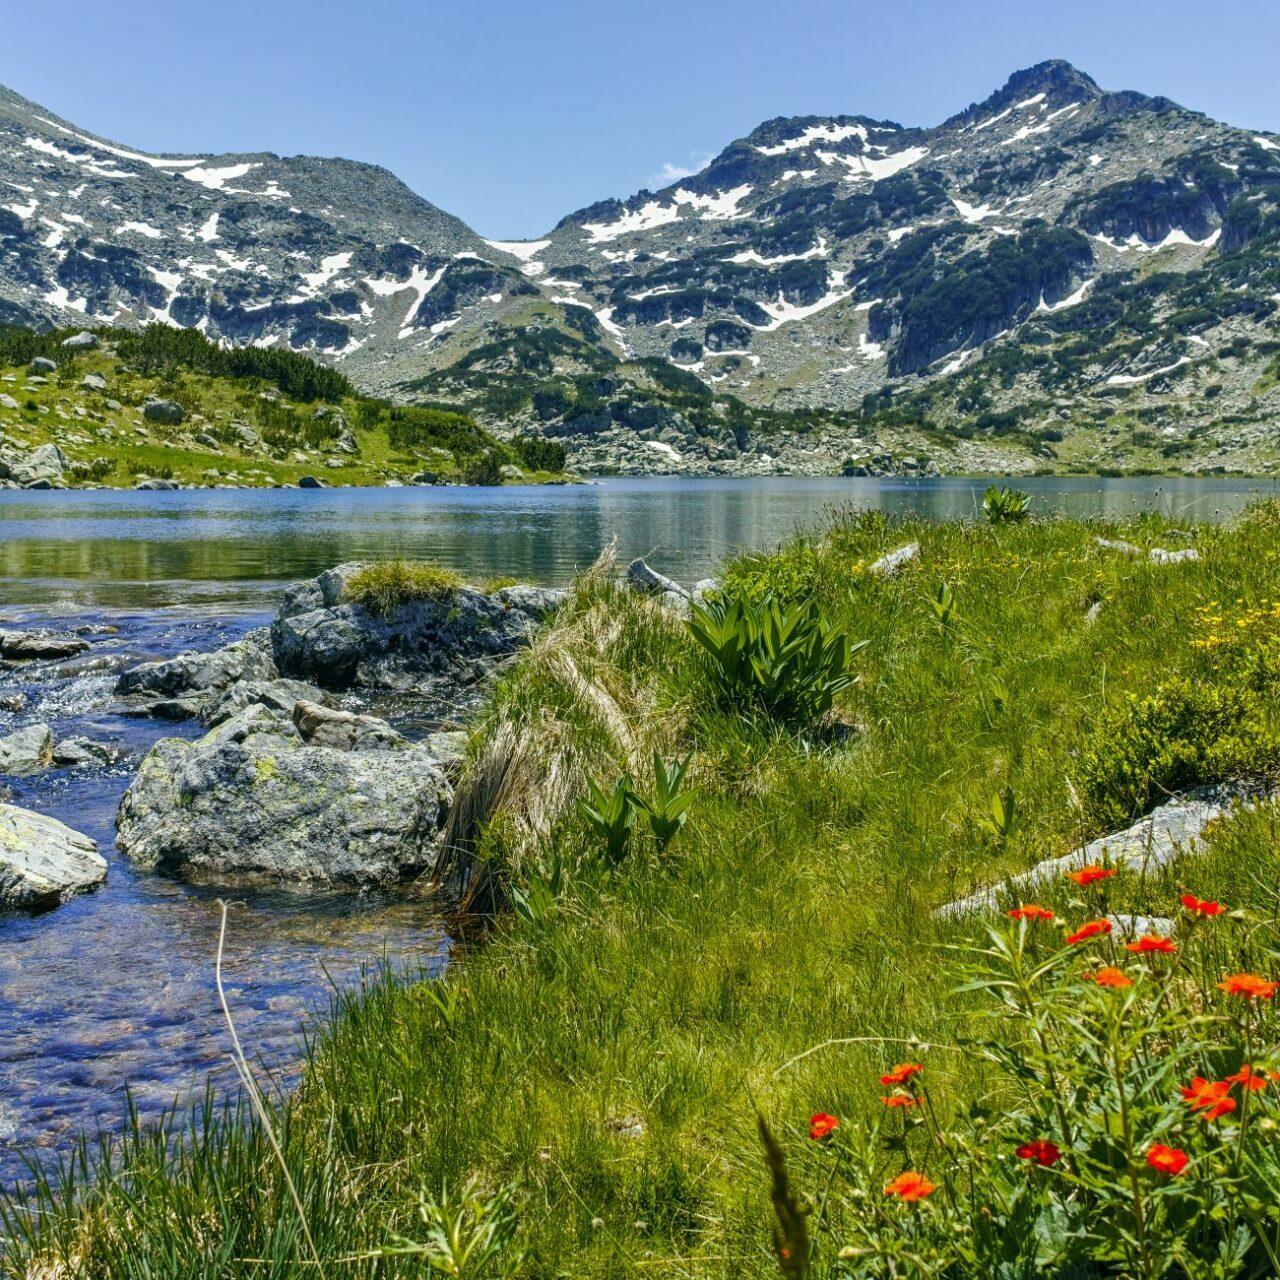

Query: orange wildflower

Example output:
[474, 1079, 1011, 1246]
[1066, 918, 1112, 945]
[879, 1063, 924, 1086]
[884, 1171, 936, 1201]
[808, 1113, 839, 1141]
[1218, 972, 1279, 1000]
[1227, 1064, 1270, 1092]
[1015, 1139, 1062, 1167]
[1180, 894, 1224, 917]
[1008, 904, 1055, 921]
[1147, 1144, 1189, 1176]
[1201, 1096, 1238, 1121]
[1068, 865, 1116, 887]
[881, 1095, 920, 1108]
[1181, 1077, 1232, 1112]
[1087, 966, 1133, 988]
[1126, 935, 1177, 954]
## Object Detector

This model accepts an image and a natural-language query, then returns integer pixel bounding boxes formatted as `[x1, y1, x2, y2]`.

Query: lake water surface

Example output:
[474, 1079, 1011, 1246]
[2, 474, 1278, 1190]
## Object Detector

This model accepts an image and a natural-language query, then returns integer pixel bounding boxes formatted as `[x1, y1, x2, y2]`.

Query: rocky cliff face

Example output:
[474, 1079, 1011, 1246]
[2, 61, 1279, 477]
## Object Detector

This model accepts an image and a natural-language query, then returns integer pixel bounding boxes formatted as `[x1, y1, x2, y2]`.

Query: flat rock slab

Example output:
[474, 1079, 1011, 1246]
[870, 543, 920, 577]
[937, 784, 1262, 920]
[0, 629, 89, 661]
[0, 803, 106, 910]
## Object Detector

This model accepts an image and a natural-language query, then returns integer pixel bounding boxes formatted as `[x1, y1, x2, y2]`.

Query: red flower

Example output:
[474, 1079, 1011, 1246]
[1180, 894, 1224, 917]
[1066, 918, 1112, 945]
[1087, 966, 1133, 989]
[1227, 1064, 1271, 1092]
[1181, 1076, 1232, 1112]
[808, 1112, 839, 1141]
[1068, 865, 1116, 887]
[880, 1095, 920, 1109]
[884, 1171, 936, 1201]
[1008, 904, 1055, 921]
[1015, 1139, 1062, 1167]
[1201, 1096, 1238, 1121]
[879, 1062, 924, 1086]
[1126, 935, 1177, 954]
[1218, 972, 1279, 1000]
[1147, 1144, 1189, 1176]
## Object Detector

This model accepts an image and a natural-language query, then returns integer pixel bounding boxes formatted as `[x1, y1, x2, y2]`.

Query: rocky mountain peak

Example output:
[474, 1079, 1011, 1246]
[944, 59, 1103, 128]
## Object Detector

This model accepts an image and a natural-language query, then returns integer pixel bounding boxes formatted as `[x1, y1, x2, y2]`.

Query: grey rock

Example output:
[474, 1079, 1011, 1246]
[937, 783, 1269, 919]
[0, 723, 54, 774]
[627, 557, 689, 599]
[61, 331, 99, 350]
[115, 629, 277, 710]
[115, 705, 451, 885]
[52, 736, 120, 767]
[1107, 913, 1177, 939]
[28, 357, 56, 374]
[0, 629, 89, 660]
[135, 479, 180, 490]
[0, 803, 106, 910]
[869, 542, 920, 577]
[425, 730, 468, 770]
[0, 393, 19, 410]
[200, 677, 333, 728]
[1095, 537, 1143, 556]
[291, 699, 408, 751]
[80, 373, 108, 391]
[143, 399, 186, 425]
[499, 464, 525, 481]
[298, 475, 325, 488]
[10, 443, 68, 486]
[495, 584, 567, 618]
[1149, 547, 1200, 564]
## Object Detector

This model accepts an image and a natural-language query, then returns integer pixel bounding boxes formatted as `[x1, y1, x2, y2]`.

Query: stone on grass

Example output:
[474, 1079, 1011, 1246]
[869, 542, 920, 577]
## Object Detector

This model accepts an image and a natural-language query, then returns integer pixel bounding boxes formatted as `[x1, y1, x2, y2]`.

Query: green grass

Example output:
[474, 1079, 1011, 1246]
[5, 510, 1280, 1277]
[343, 560, 466, 614]
[0, 325, 572, 489]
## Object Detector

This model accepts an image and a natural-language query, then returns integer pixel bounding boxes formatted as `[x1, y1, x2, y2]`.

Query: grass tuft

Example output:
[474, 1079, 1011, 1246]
[343, 560, 465, 615]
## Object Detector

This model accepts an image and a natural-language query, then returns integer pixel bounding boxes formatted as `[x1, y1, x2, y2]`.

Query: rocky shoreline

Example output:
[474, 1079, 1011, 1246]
[0, 564, 567, 906]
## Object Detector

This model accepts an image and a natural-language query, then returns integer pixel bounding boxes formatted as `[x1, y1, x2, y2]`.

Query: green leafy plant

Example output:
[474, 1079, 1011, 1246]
[929, 580, 957, 632]
[686, 591, 866, 728]
[635, 752, 694, 851]
[983, 484, 1032, 524]
[578, 774, 640, 864]
[509, 849, 565, 927]
[979, 785, 1017, 842]
[1077, 677, 1280, 828]
[388, 1177, 524, 1277]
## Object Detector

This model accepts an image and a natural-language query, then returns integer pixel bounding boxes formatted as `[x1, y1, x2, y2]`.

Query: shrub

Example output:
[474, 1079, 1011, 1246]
[686, 591, 866, 729]
[459, 450, 503, 486]
[983, 485, 1032, 524]
[1077, 678, 1280, 828]
[343, 560, 463, 615]
[787, 902, 1280, 1278]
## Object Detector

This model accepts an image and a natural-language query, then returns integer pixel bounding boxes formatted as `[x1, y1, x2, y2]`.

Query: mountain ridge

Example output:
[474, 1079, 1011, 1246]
[2, 60, 1279, 478]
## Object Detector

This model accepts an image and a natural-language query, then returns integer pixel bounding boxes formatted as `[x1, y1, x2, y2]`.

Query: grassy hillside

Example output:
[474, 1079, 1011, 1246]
[5, 509, 1280, 1277]
[0, 325, 569, 488]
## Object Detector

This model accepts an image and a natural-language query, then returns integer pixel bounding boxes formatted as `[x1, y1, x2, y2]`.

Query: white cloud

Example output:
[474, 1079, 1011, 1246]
[651, 152, 712, 188]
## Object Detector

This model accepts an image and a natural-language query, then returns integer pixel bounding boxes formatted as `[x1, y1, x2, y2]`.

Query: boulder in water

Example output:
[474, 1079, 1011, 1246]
[0, 803, 106, 911]
[0, 724, 54, 774]
[116, 703, 451, 885]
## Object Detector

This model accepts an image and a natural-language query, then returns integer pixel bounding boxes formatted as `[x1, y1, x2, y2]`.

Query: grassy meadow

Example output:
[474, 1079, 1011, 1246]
[4, 505, 1280, 1277]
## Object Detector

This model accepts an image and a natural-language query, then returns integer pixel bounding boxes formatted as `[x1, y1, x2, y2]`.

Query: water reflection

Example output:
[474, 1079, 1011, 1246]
[2, 476, 1277, 607]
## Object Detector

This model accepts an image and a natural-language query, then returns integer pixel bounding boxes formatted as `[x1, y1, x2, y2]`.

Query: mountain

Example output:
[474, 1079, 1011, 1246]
[3, 62, 1280, 478]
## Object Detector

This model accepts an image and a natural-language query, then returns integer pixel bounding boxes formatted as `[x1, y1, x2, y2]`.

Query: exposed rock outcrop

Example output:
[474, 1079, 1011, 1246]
[270, 564, 564, 691]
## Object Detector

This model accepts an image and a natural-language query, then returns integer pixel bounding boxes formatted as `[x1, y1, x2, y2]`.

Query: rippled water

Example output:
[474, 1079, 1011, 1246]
[2, 474, 1277, 1191]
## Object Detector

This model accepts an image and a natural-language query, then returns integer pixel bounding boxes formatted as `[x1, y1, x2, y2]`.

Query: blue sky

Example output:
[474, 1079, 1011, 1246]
[4, 0, 1277, 238]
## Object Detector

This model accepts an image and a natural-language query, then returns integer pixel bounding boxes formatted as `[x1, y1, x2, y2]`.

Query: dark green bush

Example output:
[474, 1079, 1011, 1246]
[1077, 677, 1280, 828]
